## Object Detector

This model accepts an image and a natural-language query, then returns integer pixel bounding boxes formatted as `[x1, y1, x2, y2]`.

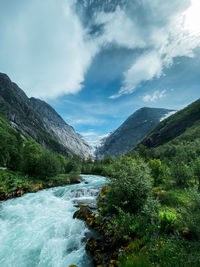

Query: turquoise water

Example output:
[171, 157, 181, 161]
[0, 175, 107, 267]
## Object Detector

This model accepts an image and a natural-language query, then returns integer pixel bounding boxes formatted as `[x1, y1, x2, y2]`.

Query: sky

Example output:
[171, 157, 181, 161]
[0, 0, 200, 148]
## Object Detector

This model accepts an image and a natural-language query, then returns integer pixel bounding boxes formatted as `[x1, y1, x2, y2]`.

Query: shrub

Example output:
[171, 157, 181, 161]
[106, 208, 136, 244]
[182, 186, 200, 239]
[148, 159, 162, 185]
[170, 161, 192, 186]
[142, 197, 160, 224]
[105, 157, 152, 214]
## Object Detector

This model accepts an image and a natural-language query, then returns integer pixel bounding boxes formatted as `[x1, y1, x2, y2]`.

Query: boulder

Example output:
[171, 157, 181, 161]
[73, 207, 92, 220]
[74, 202, 97, 210]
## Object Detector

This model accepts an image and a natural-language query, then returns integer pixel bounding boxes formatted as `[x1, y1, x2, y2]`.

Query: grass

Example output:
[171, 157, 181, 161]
[0, 169, 82, 200]
[153, 187, 191, 207]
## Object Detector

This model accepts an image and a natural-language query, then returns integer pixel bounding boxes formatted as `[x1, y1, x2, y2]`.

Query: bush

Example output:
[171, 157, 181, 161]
[182, 186, 200, 239]
[148, 159, 162, 185]
[170, 161, 192, 186]
[105, 157, 152, 214]
[105, 208, 136, 244]
[142, 197, 160, 224]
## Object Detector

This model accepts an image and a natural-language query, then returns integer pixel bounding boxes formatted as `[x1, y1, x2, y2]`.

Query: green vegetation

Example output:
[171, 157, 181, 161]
[82, 99, 200, 266]
[1, 96, 200, 265]
[83, 154, 200, 266]
[141, 98, 200, 148]
[0, 114, 82, 199]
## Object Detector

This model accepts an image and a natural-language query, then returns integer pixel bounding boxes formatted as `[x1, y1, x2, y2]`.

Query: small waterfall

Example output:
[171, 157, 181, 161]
[0, 175, 107, 267]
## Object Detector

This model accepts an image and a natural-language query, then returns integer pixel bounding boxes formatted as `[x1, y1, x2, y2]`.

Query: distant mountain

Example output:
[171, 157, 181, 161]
[139, 98, 200, 149]
[0, 73, 90, 158]
[95, 107, 174, 159]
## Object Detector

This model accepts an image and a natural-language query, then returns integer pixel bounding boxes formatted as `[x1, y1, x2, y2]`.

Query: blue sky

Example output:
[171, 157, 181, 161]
[0, 0, 200, 147]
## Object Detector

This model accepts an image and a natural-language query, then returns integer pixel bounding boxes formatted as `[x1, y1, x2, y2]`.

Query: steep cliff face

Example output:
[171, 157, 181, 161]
[95, 107, 174, 159]
[29, 98, 90, 158]
[0, 73, 90, 158]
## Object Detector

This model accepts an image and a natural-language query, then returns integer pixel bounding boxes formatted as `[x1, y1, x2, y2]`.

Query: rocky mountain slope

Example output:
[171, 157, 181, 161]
[0, 73, 90, 158]
[139, 98, 200, 149]
[95, 107, 174, 159]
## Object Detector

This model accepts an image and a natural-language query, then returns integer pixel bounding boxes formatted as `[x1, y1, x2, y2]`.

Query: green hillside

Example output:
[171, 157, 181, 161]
[140, 98, 200, 149]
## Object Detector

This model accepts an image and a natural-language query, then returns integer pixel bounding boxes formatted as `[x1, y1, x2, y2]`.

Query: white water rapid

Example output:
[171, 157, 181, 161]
[0, 175, 107, 267]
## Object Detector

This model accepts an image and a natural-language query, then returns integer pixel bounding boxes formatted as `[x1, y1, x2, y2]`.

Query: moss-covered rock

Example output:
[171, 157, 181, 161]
[73, 206, 92, 220]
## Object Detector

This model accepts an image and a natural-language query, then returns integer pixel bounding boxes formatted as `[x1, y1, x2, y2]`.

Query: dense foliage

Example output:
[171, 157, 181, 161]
[0, 114, 83, 198]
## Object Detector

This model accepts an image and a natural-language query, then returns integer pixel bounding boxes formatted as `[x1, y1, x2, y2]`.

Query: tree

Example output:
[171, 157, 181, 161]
[22, 140, 41, 175]
[65, 155, 82, 174]
[35, 150, 61, 179]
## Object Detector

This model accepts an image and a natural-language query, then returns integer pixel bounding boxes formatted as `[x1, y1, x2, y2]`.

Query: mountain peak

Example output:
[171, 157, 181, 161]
[95, 107, 173, 159]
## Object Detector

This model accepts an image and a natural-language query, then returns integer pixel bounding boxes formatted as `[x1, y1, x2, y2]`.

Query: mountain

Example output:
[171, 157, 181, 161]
[0, 73, 90, 158]
[95, 107, 174, 159]
[139, 98, 200, 149]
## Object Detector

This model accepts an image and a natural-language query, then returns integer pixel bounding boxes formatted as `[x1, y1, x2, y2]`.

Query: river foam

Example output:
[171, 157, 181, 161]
[0, 175, 107, 267]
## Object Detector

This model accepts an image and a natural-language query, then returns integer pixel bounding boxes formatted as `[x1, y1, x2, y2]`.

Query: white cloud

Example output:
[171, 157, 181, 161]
[110, 52, 163, 98]
[63, 113, 106, 126]
[80, 131, 97, 137]
[184, 0, 200, 36]
[0, 0, 99, 99]
[95, 0, 200, 98]
[95, 8, 146, 49]
[143, 90, 167, 103]
[1, 0, 200, 100]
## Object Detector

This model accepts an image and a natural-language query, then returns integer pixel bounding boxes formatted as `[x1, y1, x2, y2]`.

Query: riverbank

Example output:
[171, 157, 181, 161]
[73, 185, 122, 267]
[0, 169, 82, 201]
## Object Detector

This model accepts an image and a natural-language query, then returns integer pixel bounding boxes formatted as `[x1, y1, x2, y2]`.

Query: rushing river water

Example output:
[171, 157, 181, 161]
[0, 175, 107, 267]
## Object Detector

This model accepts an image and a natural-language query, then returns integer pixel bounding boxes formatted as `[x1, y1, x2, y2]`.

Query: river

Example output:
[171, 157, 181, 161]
[0, 175, 107, 267]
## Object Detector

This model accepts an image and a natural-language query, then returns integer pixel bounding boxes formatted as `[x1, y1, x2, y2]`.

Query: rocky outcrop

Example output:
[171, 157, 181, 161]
[95, 107, 174, 159]
[0, 73, 90, 158]
[29, 98, 90, 158]
[73, 186, 122, 267]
